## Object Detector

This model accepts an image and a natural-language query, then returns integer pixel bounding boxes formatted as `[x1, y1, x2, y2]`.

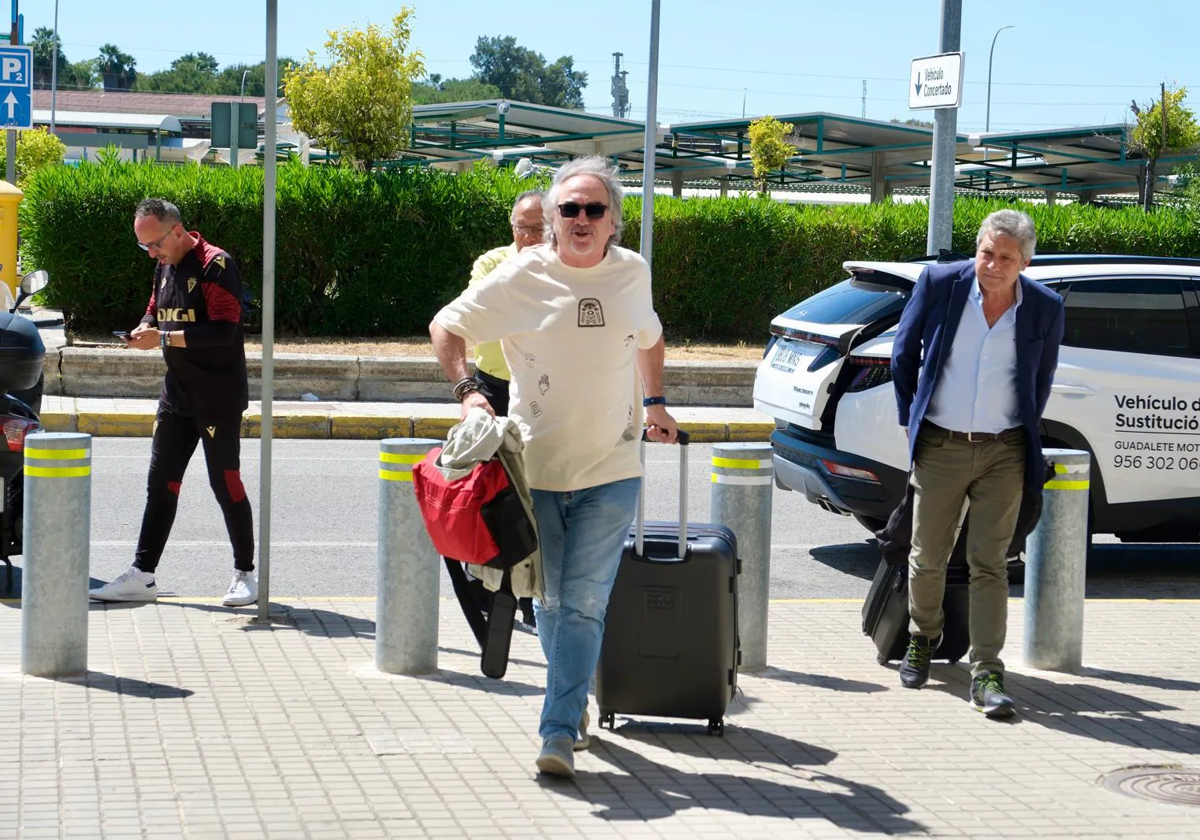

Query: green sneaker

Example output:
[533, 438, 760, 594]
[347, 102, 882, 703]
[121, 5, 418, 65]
[898, 634, 939, 689]
[970, 670, 1017, 719]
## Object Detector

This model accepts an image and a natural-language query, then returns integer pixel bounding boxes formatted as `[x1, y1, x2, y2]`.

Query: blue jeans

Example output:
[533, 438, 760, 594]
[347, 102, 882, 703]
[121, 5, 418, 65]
[531, 477, 640, 743]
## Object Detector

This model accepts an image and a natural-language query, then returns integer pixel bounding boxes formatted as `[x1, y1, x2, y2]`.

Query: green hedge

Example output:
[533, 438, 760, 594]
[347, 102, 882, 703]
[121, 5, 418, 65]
[21, 161, 530, 336]
[20, 161, 1200, 341]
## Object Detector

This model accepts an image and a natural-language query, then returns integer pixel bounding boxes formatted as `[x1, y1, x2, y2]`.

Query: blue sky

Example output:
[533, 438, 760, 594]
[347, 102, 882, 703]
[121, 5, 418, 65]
[30, 0, 1200, 133]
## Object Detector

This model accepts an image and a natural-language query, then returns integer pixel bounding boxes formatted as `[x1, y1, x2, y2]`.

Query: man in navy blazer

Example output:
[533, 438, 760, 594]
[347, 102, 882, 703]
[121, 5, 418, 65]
[891, 209, 1064, 718]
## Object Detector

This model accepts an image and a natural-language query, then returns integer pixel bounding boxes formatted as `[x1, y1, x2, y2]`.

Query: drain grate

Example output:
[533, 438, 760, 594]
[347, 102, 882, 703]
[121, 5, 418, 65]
[1099, 765, 1200, 808]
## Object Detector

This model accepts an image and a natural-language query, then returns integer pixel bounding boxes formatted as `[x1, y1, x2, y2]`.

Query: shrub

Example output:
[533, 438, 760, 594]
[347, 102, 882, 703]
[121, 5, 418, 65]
[0, 127, 67, 186]
[21, 161, 1200, 342]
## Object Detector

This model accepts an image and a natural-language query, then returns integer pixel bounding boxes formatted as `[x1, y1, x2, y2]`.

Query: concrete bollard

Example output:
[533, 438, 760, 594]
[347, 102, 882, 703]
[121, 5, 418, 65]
[1023, 449, 1091, 673]
[376, 438, 441, 675]
[710, 442, 773, 672]
[21, 432, 93, 678]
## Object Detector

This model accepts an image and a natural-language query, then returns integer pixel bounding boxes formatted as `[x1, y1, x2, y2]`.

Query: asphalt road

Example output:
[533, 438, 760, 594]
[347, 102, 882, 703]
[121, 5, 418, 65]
[5, 438, 1198, 600]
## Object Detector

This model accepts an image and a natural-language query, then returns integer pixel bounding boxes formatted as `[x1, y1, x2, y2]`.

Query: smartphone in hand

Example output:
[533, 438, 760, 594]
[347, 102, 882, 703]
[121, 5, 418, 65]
[113, 330, 132, 341]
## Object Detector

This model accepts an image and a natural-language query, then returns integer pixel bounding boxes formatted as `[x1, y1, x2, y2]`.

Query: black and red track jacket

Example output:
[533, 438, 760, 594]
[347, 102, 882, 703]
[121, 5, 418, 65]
[139, 233, 249, 420]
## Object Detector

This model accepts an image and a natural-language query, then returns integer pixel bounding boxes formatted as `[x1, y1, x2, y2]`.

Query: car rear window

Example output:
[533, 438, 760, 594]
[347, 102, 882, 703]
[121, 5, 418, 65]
[1060, 277, 1194, 358]
[779, 277, 909, 326]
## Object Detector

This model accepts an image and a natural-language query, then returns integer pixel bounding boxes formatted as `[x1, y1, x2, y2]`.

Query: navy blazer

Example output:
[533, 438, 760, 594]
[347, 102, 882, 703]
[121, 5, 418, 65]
[891, 260, 1066, 491]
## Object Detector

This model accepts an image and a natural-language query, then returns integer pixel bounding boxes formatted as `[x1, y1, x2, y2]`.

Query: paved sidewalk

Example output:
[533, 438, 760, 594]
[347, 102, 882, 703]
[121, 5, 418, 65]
[3, 597, 1200, 839]
[38, 396, 775, 442]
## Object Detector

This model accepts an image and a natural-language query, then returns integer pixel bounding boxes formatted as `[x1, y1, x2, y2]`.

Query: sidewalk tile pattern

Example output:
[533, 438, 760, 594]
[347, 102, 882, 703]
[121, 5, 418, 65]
[3, 599, 1200, 838]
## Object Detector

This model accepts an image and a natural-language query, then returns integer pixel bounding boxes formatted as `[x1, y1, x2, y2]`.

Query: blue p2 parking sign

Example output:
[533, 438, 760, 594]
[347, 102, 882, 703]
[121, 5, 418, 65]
[0, 46, 32, 130]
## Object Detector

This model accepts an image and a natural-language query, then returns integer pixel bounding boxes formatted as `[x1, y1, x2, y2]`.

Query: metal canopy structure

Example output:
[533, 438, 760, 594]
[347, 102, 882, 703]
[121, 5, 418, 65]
[663, 112, 959, 198]
[34, 111, 185, 163]
[407, 99, 646, 169]
[960, 124, 1198, 197]
[401, 101, 1200, 201]
[33, 110, 183, 133]
[314, 98, 1200, 201]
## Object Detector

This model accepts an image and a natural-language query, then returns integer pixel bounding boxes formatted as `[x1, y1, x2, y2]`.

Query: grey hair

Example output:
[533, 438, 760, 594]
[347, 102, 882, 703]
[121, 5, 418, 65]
[543, 156, 624, 250]
[976, 209, 1037, 261]
[135, 198, 183, 227]
[509, 189, 545, 223]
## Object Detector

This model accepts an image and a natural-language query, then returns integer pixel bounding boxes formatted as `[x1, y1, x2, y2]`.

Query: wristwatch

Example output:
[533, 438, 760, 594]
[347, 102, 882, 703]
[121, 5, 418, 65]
[160, 331, 170, 349]
[643, 396, 667, 407]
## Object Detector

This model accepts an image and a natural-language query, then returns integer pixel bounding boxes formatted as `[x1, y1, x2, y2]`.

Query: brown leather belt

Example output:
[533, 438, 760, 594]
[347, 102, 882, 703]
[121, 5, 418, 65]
[923, 421, 1021, 444]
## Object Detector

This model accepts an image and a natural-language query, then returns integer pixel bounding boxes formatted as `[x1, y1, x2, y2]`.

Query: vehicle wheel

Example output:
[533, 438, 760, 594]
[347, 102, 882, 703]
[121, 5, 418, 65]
[853, 514, 888, 534]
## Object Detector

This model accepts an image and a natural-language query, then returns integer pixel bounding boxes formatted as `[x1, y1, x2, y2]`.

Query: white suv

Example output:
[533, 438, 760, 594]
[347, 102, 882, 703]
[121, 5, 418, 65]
[753, 254, 1200, 543]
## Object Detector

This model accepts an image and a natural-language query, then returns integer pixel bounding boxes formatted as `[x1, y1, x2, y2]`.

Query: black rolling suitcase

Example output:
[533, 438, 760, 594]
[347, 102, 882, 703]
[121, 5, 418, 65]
[596, 430, 740, 736]
[863, 559, 970, 665]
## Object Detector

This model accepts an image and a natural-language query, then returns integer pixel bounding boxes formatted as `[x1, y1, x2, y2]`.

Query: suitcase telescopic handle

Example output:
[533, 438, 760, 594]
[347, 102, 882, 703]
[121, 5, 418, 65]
[636, 429, 690, 559]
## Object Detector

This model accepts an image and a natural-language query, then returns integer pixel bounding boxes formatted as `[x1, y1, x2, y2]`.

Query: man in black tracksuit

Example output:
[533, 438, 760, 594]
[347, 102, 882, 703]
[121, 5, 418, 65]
[89, 198, 256, 607]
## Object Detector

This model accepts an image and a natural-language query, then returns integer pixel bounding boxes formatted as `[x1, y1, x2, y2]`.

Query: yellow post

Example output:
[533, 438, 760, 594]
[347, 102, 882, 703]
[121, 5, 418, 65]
[0, 180, 23, 300]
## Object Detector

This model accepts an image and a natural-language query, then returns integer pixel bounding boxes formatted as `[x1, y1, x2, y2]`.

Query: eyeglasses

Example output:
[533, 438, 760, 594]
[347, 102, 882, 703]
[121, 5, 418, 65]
[558, 202, 608, 220]
[138, 227, 175, 252]
[512, 224, 544, 236]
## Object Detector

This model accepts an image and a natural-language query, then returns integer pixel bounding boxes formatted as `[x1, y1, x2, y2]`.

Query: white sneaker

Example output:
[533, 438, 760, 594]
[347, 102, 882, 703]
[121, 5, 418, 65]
[89, 567, 157, 602]
[222, 571, 257, 607]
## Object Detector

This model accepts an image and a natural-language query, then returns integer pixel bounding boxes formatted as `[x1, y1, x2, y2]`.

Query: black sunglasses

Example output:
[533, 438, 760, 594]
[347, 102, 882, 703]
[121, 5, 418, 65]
[558, 202, 608, 220]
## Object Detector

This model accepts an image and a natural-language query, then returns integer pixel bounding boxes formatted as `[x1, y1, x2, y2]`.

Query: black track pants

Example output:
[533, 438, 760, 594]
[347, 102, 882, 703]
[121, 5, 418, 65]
[134, 407, 255, 574]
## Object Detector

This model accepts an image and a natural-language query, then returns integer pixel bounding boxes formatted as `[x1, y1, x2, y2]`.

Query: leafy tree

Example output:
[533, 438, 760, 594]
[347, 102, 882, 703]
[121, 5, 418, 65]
[31, 27, 68, 89]
[1130, 85, 1200, 211]
[748, 115, 796, 192]
[61, 59, 100, 91]
[469, 36, 586, 108]
[178, 52, 219, 75]
[412, 74, 501, 105]
[0, 127, 66, 185]
[283, 9, 425, 170]
[136, 52, 221, 93]
[97, 44, 137, 91]
[213, 59, 295, 97]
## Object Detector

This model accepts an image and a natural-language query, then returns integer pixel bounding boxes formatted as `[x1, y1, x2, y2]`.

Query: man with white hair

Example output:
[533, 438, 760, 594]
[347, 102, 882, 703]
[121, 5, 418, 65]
[891, 209, 1064, 718]
[430, 156, 679, 778]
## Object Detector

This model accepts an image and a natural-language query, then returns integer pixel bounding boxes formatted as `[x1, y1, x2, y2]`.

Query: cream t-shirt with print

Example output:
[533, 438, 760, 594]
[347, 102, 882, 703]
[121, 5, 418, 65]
[434, 243, 663, 492]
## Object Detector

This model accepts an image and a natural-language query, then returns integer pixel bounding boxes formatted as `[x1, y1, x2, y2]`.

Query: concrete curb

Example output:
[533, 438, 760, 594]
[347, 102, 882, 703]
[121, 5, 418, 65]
[45, 347, 761, 408]
[40, 403, 776, 442]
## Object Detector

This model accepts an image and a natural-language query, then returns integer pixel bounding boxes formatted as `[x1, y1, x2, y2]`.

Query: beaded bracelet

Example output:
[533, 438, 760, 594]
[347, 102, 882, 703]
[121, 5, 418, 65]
[452, 377, 480, 401]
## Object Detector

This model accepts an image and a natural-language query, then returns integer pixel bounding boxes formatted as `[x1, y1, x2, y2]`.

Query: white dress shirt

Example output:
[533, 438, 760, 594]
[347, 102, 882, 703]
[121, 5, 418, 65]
[925, 277, 1022, 434]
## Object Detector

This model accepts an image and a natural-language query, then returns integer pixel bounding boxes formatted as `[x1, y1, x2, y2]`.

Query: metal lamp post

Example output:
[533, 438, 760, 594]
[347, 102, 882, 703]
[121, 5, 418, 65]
[50, 0, 60, 134]
[982, 25, 1014, 180]
[985, 25, 1014, 134]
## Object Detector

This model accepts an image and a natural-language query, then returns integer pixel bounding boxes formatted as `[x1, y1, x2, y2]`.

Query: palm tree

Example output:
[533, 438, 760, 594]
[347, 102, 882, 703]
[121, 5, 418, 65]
[30, 27, 67, 89]
[97, 44, 137, 91]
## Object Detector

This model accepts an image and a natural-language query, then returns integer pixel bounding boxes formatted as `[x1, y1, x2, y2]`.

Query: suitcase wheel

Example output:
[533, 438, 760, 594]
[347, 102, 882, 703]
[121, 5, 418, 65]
[599, 711, 615, 730]
[876, 653, 888, 666]
[706, 719, 724, 737]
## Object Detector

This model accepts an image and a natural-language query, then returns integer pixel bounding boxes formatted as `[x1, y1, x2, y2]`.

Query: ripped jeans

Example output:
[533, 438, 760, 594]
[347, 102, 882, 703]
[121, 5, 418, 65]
[531, 477, 640, 743]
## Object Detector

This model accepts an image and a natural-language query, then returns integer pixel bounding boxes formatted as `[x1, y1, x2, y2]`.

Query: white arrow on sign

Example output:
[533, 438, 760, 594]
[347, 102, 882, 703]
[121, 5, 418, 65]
[3, 91, 15, 120]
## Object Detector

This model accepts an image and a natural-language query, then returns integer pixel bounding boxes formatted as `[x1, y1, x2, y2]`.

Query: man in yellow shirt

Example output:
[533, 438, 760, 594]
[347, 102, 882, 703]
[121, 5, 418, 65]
[461, 190, 545, 630]
[467, 190, 545, 416]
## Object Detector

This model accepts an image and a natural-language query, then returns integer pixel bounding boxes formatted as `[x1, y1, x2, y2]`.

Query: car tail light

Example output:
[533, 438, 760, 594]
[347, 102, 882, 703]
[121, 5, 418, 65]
[845, 355, 893, 392]
[4, 417, 40, 452]
[819, 458, 881, 483]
